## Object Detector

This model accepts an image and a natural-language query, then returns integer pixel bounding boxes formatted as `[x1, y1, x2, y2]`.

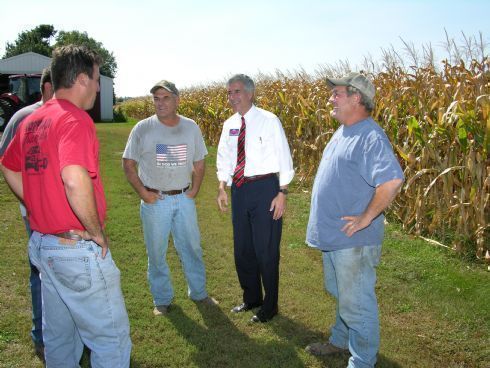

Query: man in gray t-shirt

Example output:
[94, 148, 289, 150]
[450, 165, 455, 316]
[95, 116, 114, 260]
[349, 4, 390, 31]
[123, 80, 217, 315]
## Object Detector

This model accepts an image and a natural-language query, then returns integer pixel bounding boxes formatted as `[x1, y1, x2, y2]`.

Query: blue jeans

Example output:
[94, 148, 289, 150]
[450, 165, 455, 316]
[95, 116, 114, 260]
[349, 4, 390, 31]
[322, 245, 382, 368]
[140, 193, 208, 306]
[29, 232, 132, 368]
[21, 212, 43, 347]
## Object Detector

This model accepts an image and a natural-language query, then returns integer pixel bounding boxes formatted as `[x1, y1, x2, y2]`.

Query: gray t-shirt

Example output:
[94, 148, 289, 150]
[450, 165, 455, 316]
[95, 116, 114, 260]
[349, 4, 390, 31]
[0, 102, 42, 156]
[0, 102, 42, 217]
[123, 115, 207, 191]
[306, 117, 404, 251]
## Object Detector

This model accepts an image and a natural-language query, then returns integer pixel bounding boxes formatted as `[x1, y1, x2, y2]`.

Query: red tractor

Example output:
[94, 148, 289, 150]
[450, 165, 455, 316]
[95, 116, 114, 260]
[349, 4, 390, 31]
[0, 74, 42, 131]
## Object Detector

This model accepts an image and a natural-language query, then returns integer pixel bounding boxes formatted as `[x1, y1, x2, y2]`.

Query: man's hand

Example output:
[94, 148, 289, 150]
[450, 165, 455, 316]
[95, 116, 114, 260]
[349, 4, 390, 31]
[270, 192, 286, 220]
[217, 187, 228, 212]
[185, 188, 198, 199]
[341, 214, 372, 237]
[141, 189, 160, 204]
[91, 232, 110, 258]
[69, 229, 110, 258]
[341, 178, 403, 237]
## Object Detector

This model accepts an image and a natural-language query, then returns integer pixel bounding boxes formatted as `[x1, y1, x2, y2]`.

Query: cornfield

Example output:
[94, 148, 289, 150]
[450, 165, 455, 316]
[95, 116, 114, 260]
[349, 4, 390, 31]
[117, 59, 489, 259]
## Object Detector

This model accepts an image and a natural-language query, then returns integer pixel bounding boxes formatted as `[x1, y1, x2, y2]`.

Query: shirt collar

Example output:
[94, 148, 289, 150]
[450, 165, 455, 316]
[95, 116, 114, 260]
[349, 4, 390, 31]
[240, 104, 257, 121]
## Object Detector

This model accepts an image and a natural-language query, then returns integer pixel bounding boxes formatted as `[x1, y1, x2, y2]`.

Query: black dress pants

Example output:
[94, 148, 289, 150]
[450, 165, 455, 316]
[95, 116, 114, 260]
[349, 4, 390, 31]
[231, 174, 282, 318]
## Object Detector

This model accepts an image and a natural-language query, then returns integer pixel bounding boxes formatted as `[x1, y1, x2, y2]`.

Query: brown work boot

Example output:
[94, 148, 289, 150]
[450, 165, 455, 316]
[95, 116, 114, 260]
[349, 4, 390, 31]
[305, 342, 349, 356]
[153, 305, 170, 316]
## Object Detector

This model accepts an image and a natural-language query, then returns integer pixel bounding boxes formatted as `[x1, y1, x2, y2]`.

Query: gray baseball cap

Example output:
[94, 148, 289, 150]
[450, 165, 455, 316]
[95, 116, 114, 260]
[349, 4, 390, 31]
[150, 80, 179, 96]
[326, 72, 375, 104]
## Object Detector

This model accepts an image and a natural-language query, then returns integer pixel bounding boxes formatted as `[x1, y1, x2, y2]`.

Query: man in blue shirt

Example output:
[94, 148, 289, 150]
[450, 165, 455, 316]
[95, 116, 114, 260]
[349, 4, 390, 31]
[305, 72, 404, 368]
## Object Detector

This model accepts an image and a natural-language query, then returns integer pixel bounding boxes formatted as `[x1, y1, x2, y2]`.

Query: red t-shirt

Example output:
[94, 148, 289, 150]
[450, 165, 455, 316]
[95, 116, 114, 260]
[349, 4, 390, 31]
[1, 99, 107, 234]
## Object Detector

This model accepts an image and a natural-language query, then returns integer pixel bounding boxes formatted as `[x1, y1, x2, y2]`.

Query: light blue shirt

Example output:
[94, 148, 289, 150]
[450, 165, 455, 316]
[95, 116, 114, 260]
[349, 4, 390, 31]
[306, 117, 404, 251]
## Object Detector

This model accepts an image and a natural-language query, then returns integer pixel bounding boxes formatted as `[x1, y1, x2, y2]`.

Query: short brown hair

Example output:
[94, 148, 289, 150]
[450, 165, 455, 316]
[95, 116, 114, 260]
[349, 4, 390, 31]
[51, 45, 102, 91]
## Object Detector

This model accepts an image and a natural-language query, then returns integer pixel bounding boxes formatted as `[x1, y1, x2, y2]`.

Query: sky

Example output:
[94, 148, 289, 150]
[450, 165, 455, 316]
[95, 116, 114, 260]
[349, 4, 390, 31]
[1, 0, 489, 97]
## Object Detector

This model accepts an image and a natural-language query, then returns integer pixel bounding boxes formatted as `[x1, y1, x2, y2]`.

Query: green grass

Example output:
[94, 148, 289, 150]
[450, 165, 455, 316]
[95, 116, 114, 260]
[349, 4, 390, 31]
[0, 122, 488, 368]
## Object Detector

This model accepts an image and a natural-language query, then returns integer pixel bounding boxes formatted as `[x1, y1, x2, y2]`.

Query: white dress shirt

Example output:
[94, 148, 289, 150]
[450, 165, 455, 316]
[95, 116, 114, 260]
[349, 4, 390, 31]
[217, 105, 294, 186]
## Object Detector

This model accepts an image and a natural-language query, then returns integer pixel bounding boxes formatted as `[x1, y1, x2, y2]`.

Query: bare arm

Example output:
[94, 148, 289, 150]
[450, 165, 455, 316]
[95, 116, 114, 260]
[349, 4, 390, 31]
[186, 159, 205, 198]
[342, 178, 403, 237]
[0, 163, 23, 201]
[61, 165, 108, 257]
[122, 158, 159, 203]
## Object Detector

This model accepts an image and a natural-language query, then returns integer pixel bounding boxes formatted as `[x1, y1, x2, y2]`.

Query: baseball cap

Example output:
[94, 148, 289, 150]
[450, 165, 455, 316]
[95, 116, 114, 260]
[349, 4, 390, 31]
[150, 80, 179, 96]
[326, 72, 375, 104]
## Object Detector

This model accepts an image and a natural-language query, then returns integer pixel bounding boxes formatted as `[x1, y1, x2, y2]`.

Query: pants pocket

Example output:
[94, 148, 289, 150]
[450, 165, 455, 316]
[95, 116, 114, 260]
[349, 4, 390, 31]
[48, 256, 92, 292]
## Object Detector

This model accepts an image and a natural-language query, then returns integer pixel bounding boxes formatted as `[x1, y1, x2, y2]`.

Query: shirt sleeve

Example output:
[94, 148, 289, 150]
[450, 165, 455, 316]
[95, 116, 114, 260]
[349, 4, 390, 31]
[57, 118, 97, 176]
[216, 120, 234, 184]
[360, 136, 404, 187]
[193, 123, 208, 161]
[122, 124, 141, 162]
[272, 116, 295, 186]
[0, 127, 22, 171]
[0, 121, 17, 157]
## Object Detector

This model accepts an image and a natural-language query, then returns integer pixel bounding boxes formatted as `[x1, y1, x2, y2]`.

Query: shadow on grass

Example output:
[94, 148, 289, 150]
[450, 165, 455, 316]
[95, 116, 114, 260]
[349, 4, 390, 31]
[166, 303, 307, 368]
[268, 313, 403, 368]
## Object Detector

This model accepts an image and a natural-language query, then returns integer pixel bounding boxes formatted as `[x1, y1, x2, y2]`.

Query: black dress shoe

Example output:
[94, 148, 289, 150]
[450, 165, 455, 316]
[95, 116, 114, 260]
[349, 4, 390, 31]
[250, 308, 278, 323]
[231, 302, 261, 313]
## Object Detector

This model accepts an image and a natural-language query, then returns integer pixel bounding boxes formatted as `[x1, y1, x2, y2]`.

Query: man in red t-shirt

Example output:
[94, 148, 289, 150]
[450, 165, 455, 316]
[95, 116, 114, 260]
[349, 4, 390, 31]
[0, 45, 131, 367]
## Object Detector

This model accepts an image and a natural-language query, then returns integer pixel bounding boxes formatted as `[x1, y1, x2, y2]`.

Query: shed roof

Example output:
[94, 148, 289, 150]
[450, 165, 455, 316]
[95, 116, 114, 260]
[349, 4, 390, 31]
[0, 52, 52, 74]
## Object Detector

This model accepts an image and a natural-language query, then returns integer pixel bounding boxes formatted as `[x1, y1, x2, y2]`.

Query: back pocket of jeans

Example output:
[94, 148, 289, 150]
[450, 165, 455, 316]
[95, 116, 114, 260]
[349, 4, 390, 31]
[48, 256, 92, 292]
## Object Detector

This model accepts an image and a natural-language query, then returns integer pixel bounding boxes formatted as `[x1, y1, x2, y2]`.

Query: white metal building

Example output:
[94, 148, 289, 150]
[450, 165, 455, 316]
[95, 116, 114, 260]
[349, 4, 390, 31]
[0, 51, 114, 121]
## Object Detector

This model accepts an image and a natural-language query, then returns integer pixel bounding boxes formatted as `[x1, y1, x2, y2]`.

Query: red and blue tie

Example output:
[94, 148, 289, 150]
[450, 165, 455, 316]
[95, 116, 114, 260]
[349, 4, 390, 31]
[233, 116, 246, 187]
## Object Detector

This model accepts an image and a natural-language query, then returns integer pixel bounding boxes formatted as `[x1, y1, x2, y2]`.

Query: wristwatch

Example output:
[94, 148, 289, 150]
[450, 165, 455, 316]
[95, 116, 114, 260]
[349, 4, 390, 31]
[279, 188, 288, 195]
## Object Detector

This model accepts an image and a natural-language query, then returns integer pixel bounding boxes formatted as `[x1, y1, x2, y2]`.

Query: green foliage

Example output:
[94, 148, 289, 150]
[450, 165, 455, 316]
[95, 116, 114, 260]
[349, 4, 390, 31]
[3, 24, 56, 58]
[54, 30, 117, 78]
[3, 25, 117, 78]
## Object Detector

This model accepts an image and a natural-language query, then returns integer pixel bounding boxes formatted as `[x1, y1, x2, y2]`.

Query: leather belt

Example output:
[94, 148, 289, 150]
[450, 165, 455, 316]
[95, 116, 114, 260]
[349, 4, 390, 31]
[145, 186, 190, 196]
[54, 231, 83, 241]
[243, 173, 276, 183]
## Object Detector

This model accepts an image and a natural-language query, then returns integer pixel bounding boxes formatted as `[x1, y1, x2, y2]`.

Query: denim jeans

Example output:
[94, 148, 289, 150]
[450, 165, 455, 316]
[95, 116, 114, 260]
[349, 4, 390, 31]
[21, 211, 43, 347]
[29, 231, 132, 368]
[322, 245, 382, 368]
[140, 193, 208, 306]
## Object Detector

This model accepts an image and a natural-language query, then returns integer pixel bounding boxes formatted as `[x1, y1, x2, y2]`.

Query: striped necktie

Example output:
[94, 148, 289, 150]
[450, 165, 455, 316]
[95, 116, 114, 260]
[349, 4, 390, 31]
[233, 116, 246, 187]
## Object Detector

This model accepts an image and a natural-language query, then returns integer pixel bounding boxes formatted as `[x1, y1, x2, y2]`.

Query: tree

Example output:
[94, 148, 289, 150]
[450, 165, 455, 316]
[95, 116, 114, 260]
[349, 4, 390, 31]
[3, 26, 117, 78]
[54, 31, 117, 78]
[3, 24, 56, 58]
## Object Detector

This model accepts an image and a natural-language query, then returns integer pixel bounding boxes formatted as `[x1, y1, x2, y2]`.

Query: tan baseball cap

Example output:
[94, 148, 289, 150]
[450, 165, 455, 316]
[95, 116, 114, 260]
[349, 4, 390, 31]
[326, 72, 375, 104]
[150, 80, 179, 96]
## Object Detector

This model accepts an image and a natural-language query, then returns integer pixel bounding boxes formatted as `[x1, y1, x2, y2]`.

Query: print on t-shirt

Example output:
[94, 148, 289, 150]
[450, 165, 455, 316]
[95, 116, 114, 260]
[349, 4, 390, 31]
[24, 118, 51, 174]
[156, 143, 187, 167]
[25, 145, 48, 172]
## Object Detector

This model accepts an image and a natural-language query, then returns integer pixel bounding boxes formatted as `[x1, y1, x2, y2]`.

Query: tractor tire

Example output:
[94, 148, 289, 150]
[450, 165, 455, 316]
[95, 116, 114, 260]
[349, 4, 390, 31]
[0, 98, 15, 132]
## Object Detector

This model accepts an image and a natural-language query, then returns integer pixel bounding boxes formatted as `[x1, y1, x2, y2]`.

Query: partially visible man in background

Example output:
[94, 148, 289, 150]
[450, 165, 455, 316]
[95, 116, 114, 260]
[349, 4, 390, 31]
[0, 67, 53, 359]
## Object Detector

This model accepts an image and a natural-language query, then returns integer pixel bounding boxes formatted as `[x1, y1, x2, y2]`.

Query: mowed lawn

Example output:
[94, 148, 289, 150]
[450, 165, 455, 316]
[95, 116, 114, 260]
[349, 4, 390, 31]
[0, 122, 488, 368]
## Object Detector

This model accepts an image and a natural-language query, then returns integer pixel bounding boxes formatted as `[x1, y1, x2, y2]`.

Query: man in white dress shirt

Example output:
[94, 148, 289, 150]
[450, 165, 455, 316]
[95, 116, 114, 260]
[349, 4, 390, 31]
[216, 74, 294, 323]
